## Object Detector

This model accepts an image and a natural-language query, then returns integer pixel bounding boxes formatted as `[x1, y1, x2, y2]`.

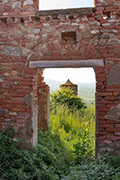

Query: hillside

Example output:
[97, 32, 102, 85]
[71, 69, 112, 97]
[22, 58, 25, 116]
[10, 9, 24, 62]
[44, 78, 95, 105]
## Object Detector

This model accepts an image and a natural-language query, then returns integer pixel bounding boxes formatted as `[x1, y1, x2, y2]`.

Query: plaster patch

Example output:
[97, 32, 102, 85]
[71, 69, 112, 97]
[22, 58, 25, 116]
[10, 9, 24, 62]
[105, 104, 120, 122]
[24, 94, 33, 108]
[107, 64, 120, 86]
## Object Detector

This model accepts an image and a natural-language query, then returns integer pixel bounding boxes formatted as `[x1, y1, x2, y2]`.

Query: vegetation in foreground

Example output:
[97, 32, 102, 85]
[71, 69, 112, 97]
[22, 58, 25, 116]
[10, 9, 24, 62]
[0, 106, 120, 180]
[0, 88, 120, 179]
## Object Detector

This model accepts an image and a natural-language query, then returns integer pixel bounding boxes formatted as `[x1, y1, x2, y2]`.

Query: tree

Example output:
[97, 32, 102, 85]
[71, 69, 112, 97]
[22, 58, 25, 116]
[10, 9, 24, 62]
[50, 88, 86, 112]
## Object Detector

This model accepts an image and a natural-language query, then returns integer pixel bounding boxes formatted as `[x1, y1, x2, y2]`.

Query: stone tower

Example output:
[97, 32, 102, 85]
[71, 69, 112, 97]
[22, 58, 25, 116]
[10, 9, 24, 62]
[60, 79, 78, 96]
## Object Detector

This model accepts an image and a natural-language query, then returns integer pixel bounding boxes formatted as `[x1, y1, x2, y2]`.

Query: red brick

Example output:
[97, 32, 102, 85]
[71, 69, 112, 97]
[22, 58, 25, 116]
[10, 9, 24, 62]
[99, 124, 114, 128]
[99, 120, 106, 124]
[16, 90, 30, 94]
[96, 7, 104, 10]
[114, 132, 120, 136]
[99, 132, 107, 135]
[97, 92, 112, 96]
[12, 108, 26, 112]
[106, 120, 117, 124]
[102, 140, 112, 145]
[98, 136, 106, 140]
[98, 112, 106, 115]
[95, 11, 103, 14]
[107, 136, 120, 141]
[116, 26, 120, 30]
[99, 128, 104, 131]
[17, 119, 26, 123]
[98, 116, 105, 120]
[97, 108, 109, 112]
[105, 97, 115, 101]
[11, 94, 24, 97]
[106, 88, 120, 92]
[15, 123, 25, 127]
[105, 26, 116, 29]
[107, 104, 114, 108]
[106, 128, 120, 132]
[18, 82, 33, 86]
[114, 92, 119, 96]
[115, 124, 120, 128]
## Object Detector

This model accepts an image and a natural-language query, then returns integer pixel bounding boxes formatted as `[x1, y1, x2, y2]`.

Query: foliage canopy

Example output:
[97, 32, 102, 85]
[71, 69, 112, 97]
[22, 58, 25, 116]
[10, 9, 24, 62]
[50, 88, 86, 111]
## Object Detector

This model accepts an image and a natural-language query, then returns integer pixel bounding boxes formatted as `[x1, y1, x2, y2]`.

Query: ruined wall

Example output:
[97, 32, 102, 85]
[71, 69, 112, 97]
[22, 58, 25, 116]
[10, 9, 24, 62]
[0, 0, 39, 147]
[0, 0, 120, 157]
[37, 69, 50, 130]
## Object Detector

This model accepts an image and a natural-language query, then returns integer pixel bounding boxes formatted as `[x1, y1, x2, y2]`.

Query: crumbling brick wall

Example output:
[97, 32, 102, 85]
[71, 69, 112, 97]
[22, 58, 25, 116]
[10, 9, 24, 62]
[0, 0, 120, 157]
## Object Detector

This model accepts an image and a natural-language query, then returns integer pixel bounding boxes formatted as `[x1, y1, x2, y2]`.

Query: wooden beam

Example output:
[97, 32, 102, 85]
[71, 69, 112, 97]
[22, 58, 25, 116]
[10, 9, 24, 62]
[29, 59, 104, 68]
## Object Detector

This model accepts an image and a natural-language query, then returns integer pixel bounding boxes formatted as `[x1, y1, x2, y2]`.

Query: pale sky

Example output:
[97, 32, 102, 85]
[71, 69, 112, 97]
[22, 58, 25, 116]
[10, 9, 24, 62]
[40, 0, 94, 10]
[40, 0, 95, 83]
[44, 68, 95, 83]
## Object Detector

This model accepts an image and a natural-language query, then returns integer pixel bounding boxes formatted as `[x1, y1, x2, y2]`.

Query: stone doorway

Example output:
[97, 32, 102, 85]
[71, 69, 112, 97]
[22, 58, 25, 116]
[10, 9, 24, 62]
[29, 59, 104, 157]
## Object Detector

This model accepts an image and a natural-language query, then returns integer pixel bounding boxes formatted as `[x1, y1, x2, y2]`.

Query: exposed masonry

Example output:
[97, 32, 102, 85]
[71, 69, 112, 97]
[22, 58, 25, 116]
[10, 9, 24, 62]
[0, 0, 120, 158]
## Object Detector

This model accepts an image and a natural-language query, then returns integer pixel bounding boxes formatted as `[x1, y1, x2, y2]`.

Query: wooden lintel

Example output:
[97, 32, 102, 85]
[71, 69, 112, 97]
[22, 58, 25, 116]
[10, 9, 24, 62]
[29, 59, 104, 68]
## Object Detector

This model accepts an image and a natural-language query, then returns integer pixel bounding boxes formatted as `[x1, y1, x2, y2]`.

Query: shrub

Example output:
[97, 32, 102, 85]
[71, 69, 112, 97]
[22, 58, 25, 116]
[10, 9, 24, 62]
[1, 122, 120, 180]
[50, 88, 86, 112]
[0, 123, 73, 180]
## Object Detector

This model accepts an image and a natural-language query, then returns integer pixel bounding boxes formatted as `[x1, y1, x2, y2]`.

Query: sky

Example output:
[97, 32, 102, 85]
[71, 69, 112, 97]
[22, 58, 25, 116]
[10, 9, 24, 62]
[40, 0, 94, 10]
[40, 0, 95, 83]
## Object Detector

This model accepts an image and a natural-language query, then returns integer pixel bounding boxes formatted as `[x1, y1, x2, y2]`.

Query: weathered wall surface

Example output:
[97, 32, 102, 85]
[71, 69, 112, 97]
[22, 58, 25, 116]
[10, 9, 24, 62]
[37, 69, 50, 130]
[0, 0, 120, 157]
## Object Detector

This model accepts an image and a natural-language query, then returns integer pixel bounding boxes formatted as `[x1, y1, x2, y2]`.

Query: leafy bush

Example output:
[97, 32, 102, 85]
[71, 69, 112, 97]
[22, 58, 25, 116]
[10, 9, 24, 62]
[50, 88, 86, 112]
[0, 123, 74, 180]
[61, 155, 120, 180]
[1, 121, 120, 179]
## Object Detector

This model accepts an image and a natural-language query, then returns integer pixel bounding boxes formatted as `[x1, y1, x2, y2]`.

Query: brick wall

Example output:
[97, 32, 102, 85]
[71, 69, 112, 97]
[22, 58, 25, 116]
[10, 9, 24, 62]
[0, 0, 120, 157]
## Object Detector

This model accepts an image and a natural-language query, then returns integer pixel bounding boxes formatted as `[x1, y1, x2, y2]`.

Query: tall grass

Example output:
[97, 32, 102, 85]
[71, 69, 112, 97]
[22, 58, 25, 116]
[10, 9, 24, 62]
[1, 106, 120, 179]
[50, 104, 95, 161]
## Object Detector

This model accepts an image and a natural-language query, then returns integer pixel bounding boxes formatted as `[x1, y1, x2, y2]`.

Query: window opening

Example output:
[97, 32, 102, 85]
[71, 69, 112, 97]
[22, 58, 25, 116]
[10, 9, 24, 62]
[39, 0, 94, 10]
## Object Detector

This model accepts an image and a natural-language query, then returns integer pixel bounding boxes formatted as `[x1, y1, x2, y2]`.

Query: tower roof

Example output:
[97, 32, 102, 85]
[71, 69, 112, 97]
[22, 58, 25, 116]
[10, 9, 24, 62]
[60, 79, 77, 86]
[65, 79, 73, 84]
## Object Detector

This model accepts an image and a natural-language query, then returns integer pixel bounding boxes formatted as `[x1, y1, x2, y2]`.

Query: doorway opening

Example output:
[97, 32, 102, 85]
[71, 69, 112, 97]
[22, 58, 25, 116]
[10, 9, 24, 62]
[39, 67, 96, 157]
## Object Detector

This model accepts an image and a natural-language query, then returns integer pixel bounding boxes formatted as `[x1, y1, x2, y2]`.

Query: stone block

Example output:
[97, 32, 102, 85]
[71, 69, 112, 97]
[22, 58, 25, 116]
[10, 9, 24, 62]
[23, 0, 33, 6]
[105, 103, 120, 122]
[1, 46, 21, 56]
[12, 1, 21, 9]
[0, 109, 8, 115]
